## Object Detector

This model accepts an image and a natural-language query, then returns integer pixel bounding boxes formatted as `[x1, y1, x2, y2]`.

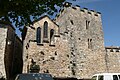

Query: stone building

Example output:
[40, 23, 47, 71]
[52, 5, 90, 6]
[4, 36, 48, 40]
[0, 3, 120, 80]
[22, 4, 108, 79]
[0, 21, 23, 80]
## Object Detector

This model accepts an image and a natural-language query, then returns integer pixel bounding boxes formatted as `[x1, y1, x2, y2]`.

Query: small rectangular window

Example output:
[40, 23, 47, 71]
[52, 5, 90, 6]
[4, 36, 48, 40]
[36, 27, 41, 44]
[86, 20, 90, 29]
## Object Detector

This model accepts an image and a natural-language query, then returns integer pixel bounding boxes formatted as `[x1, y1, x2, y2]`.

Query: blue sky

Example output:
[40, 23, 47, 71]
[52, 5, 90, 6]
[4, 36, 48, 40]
[67, 0, 120, 46]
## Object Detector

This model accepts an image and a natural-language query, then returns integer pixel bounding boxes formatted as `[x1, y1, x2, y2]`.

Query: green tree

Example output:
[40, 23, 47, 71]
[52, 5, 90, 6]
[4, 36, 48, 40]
[0, 0, 66, 27]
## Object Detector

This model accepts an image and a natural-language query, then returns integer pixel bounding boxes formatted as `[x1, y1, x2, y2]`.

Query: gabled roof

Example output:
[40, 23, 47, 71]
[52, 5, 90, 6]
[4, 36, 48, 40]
[22, 15, 60, 40]
[32, 15, 59, 27]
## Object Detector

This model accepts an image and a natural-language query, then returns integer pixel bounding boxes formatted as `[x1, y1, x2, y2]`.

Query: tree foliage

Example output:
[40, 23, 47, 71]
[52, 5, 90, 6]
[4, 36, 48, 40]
[0, 0, 66, 27]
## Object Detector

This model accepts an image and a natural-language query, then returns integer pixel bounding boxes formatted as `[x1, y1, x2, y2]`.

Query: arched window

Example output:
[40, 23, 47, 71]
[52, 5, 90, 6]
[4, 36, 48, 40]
[88, 38, 92, 49]
[50, 29, 54, 45]
[36, 27, 41, 44]
[43, 21, 48, 38]
[50, 29, 54, 40]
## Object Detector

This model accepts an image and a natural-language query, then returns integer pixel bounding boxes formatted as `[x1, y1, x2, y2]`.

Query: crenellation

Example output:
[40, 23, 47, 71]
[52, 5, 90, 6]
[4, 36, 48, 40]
[88, 10, 96, 17]
[83, 7, 88, 10]
[82, 8, 89, 14]
[59, 8, 64, 14]
[90, 10, 95, 12]
[94, 13, 98, 16]
[97, 11, 101, 14]
[79, 8, 101, 20]
[105, 47, 120, 52]
[56, 14, 60, 18]
[89, 10, 99, 19]
[80, 9, 85, 12]
[74, 6, 80, 10]
[88, 11, 92, 14]
[56, 4, 101, 22]
[76, 5, 80, 7]
[72, 6, 77, 10]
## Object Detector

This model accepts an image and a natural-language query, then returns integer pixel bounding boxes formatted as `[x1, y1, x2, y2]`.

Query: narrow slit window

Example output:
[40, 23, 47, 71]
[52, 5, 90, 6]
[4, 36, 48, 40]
[86, 20, 90, 29]
[88, 38, 92, 49]
[90, 39, 92, 49]
[50, 29, 54, 45]
[43, 21, 48, 38]
[88, 39, 90, 48]
[36, 27, 41, 44]
[70, 20, 74, 25]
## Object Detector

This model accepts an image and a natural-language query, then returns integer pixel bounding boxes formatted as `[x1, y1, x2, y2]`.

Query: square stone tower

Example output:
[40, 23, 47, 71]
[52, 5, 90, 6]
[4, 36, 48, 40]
[55, 5, 107, 79]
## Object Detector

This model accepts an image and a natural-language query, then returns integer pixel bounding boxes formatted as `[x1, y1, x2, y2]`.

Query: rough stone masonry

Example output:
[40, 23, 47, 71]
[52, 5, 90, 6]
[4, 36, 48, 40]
[22, 4, 107, 79]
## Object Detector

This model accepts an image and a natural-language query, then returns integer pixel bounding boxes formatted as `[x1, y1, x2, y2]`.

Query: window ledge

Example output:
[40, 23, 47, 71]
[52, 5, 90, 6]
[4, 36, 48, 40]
[37, 43, 43, 46]
[29, 40, 36, 42]
[54, 34, 60, 37]
[43, 39, 49, 43]
[49, 44, 55, 47]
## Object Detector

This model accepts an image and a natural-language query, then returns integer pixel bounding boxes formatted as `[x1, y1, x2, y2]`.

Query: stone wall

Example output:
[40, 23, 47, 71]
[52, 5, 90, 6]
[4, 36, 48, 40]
[23, 16, 72, 77]
[4, 23, 16, 80]
[105, 47, 120, 72]
[0, 22, 23, 80]
[55, 6, 106, 79]
[0, 24, 8, 79]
